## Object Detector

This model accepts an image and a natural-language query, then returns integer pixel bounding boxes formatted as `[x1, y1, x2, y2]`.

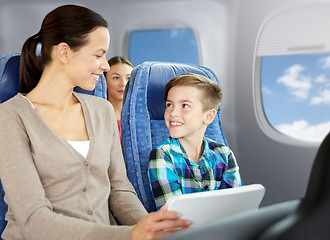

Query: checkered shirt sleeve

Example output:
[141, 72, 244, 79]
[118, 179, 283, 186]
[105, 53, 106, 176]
[148, 147, 183, 210]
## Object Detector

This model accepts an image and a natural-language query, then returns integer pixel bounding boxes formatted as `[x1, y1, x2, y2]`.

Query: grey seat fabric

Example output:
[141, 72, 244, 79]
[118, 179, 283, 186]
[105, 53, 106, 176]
[258, 131, 330, 240]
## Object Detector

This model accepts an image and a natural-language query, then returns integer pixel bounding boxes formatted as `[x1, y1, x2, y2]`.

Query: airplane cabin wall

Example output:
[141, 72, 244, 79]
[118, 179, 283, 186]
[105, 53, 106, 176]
[231, 0, 328, 205]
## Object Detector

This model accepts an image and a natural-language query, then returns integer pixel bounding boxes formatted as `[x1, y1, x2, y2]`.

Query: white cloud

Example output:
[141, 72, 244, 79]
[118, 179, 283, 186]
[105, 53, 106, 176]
[277, 64, 311, 99]
[170, 29, 180, 38]
[276, 120, 330, 142]
[310, 89, 330, 105]
[262, 86, 273, 95]
[314, 74, 329, 84]
[320, 55, 330, 70]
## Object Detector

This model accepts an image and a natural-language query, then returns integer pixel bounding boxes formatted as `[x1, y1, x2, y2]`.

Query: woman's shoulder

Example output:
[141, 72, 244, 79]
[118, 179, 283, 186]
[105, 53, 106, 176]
[0, 93, 26, 113]
[0, 94, 31, 126]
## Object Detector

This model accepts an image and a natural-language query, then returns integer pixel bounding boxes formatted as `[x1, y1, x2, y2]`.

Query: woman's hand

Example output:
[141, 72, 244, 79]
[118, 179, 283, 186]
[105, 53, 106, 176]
[132, 205, 191, 240]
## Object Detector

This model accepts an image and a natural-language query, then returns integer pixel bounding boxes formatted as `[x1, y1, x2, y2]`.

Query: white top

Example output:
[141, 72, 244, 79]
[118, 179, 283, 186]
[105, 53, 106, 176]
[67, 140, 90, 158]
[22, 95, 90, 158]
[22, 95, 35, 109]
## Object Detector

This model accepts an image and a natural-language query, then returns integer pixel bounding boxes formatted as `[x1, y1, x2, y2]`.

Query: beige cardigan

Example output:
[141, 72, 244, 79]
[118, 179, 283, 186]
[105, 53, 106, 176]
[0, 93, 147, 240]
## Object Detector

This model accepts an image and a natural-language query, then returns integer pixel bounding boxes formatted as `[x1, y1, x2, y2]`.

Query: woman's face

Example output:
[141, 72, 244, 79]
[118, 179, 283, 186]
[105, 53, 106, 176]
[106, 63, 133, 103]
[65, 27, 110, 91]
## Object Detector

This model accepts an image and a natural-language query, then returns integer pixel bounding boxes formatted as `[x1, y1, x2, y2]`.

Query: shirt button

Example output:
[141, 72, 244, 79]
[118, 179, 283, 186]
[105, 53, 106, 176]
[198, 165, 201, 169]
[87, 210, 93, 215]
[204, 185, 209, 190]
[84, 161, 88, 166]
[82, 188, 87, 192]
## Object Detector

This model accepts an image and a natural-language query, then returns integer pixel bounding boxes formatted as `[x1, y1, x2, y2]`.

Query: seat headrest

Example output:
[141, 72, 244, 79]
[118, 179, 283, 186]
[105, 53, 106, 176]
[141, 62, 220, 120]
[0, 53, 20, 103]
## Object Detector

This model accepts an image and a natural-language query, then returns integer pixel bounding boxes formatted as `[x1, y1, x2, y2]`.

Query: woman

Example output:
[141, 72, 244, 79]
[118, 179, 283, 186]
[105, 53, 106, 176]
[104, 56, 134, 140]
[0, 5, 190, 240]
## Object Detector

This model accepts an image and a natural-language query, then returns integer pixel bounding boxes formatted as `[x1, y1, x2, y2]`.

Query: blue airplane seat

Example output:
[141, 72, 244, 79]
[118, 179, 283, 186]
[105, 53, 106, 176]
[121, 61, 229, 212]
[73, 73, 107, 99]
[0, 53, 20, 103]
[0, 53, 107, 238]
[0, 53, 20, 238]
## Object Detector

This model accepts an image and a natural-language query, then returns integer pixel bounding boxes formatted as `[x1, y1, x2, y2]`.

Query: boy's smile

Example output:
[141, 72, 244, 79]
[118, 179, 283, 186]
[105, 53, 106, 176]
[170, 121, 183, 126]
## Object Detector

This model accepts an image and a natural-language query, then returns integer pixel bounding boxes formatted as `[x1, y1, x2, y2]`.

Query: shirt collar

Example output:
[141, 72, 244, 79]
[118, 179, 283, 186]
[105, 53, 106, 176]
[168, 137, 215, 161]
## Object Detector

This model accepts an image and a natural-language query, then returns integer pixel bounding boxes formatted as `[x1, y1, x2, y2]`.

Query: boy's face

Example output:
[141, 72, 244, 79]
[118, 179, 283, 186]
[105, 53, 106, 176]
[164, 85, 214, 142]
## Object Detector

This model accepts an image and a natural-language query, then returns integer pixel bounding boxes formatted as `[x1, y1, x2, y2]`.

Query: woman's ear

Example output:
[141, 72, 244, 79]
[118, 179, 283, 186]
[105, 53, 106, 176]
[57, 43, 71, 64]
[203, 108, 217, 125]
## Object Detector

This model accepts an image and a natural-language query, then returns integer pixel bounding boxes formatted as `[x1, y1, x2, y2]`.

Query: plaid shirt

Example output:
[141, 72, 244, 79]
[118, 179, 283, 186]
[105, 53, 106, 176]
[148, 137, 243, 209]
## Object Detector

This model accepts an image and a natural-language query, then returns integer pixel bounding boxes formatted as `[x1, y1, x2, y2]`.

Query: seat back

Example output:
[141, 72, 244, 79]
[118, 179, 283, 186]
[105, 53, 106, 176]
[0, 53, 107, 238]
[0, 53, 20, 103]
[162, 133, 330, 240]
[121, 61, 228, 212]
[73, 74, 107, 99]
[258, 130, 330, 240]
[0, 53, 21, 237]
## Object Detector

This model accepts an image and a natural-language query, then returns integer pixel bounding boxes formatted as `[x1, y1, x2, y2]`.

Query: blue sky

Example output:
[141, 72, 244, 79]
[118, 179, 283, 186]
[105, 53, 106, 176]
[129, 28, 199, 66]
[261, 53, 330, 142]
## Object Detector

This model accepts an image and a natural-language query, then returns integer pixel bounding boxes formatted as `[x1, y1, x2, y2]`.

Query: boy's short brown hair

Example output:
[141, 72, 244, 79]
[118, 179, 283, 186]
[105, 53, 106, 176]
[164, 73, 222, 111]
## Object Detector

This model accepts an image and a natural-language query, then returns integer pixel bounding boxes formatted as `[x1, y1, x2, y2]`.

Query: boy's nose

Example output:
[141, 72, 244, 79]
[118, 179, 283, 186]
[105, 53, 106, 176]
[170, 109, 179, 117]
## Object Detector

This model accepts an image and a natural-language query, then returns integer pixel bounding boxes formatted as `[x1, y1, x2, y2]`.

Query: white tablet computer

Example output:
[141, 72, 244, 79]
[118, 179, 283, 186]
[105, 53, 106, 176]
[165, 184, 265, 227]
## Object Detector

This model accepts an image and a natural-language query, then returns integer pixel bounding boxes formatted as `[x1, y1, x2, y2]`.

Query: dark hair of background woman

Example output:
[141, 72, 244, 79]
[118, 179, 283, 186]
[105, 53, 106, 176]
[104, 56, 134, 77]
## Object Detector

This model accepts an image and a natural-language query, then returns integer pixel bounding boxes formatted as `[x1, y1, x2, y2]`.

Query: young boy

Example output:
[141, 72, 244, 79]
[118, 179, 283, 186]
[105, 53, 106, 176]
[148, 73, 243, 209]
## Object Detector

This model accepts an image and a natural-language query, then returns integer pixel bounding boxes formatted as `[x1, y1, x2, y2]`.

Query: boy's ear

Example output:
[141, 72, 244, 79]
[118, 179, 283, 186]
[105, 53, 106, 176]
[203, 109, 217, 125]
[56, 42, 71, 64]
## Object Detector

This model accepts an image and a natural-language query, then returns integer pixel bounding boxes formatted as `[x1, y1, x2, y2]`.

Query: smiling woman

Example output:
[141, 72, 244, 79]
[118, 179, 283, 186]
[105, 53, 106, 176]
[64, 27, 110, 92]
[104, 56, 134, 141]
[0, 4, 190, 240]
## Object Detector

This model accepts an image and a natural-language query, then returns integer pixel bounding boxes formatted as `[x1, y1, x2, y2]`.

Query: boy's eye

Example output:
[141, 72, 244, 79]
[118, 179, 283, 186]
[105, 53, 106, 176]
[113, 76, 120, 80]
[166, 103, 172, 108]
[96, 55, 102, 59]
[183, 104, 189, 108]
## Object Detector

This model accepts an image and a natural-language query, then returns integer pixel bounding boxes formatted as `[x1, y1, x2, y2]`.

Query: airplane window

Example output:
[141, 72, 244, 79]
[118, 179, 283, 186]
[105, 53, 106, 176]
[261, 53, 330, 142]
[128, 28, 200, 66]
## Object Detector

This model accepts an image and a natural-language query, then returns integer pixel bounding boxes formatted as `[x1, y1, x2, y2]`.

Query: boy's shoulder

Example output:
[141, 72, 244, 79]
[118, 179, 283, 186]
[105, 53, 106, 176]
[153, 137, 170, 149]
[204, 137, 231, 153]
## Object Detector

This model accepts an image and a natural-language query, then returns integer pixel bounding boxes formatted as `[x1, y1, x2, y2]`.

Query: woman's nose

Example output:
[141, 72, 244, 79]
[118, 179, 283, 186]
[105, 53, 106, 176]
[101, 58, 110, 72]
[120, 78, 127, 86]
